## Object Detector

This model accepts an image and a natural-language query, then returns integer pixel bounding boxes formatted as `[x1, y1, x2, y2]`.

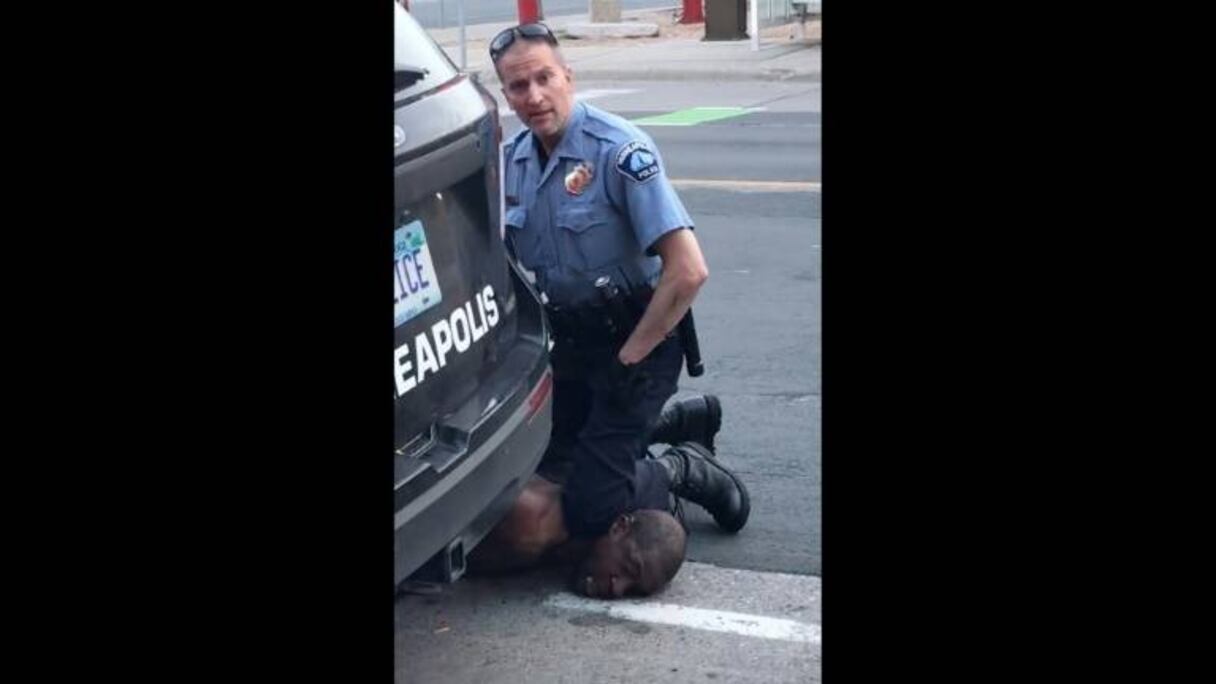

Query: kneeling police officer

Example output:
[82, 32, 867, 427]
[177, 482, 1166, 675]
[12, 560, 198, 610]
[490, 23, 750, 546]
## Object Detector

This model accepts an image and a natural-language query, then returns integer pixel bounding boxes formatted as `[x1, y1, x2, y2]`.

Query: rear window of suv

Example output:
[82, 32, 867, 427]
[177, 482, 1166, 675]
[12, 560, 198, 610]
[395, 5, 459, 100]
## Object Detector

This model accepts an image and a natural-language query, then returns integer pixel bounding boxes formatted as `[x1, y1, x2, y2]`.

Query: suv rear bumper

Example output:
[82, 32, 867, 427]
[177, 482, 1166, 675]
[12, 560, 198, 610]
[394, 363, 552, 584]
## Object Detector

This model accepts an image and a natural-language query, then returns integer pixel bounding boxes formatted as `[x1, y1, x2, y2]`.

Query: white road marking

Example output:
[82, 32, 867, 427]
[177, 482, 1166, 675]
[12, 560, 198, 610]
[498, 88, 640, 118]
[544, 593, 822, 644]
[576, 88, 640, 101]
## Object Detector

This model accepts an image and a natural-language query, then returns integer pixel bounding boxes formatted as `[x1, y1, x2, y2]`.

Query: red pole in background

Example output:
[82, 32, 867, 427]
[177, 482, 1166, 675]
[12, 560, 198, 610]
[517, 0, 544, 24]
[680, 0, 704, 23]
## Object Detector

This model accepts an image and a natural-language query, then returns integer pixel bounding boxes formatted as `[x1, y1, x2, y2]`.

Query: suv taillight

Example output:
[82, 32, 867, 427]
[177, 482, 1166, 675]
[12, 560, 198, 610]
[525, 368, 552, 424]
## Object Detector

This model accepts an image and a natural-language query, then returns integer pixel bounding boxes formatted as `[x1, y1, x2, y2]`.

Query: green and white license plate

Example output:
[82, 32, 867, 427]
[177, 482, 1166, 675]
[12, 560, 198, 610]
[394, 219, 442, 328]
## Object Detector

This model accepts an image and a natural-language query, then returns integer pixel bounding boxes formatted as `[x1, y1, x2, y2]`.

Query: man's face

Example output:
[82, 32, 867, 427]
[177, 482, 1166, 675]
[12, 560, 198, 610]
[496, 40, 575, 149]
[575, 515, 646, 599]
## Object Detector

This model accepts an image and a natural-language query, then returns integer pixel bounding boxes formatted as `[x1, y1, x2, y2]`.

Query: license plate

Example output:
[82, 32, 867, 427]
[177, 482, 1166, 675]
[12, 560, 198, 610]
[394, 219, 442, 328]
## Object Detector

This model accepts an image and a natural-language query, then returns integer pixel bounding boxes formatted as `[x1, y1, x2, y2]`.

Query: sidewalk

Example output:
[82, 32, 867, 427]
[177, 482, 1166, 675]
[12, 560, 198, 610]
[425, 7, 821, 85]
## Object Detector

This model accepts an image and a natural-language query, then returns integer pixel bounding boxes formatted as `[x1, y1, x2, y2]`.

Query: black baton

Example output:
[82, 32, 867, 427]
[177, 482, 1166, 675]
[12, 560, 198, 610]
[678, 309, 704, 377]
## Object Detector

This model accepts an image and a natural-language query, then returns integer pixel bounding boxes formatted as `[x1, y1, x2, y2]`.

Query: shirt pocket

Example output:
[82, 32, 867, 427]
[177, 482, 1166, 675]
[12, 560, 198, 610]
[557, 205, 625, 271]
[505, 206, 551, 268]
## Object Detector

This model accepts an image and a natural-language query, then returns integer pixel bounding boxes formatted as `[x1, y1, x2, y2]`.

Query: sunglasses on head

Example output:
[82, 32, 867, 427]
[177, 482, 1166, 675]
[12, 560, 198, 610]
[489, 23, 558, 63]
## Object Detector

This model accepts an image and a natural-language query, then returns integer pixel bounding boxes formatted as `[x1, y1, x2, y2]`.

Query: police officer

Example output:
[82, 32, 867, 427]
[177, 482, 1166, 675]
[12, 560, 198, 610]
[489, 23, 749, 542]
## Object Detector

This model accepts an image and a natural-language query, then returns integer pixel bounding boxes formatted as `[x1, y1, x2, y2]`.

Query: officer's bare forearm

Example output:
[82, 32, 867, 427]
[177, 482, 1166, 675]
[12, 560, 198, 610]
[620, 275, 700, 361]
[620, 229, 708, 364]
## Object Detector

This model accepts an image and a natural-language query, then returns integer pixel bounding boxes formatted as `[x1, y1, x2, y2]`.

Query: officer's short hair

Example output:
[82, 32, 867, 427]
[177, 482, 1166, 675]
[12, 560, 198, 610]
[489, 23, 568, 72]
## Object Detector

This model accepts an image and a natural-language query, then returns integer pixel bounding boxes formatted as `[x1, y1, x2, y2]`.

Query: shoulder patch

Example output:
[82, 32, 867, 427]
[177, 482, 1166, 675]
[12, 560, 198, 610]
[614, 141, 661, 183]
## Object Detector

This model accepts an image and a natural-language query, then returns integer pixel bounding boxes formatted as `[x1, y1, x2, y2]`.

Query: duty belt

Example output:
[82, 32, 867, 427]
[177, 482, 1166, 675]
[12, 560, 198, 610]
[544, 283, 656, 343]
[545, 304, 618, 345]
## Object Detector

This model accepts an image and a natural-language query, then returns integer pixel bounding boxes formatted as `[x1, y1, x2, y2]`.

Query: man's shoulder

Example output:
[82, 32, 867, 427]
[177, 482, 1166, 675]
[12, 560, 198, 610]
[580, 103, 652, 150]
[580, 105, 667, 186]
[508, 127, 529, 144]
[504, 127, 531, 157]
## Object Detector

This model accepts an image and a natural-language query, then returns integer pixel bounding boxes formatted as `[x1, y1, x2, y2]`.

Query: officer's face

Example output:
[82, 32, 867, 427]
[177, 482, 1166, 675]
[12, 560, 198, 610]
[496, 40, 576, 150]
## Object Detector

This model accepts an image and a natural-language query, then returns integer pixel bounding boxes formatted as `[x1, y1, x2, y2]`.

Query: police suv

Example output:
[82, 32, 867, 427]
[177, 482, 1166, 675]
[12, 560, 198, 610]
[395, 3, 552, 586]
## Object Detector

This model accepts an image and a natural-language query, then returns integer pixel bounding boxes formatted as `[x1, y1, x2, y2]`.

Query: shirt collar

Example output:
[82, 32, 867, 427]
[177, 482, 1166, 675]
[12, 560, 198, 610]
[510, 101, 589, 167]
[550, 101, 589, 162]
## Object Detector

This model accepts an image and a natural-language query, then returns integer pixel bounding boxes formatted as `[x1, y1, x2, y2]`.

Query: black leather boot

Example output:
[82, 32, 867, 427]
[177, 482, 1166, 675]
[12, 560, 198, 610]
[649, 394, 722, 452]
[654, 441, 749, 533]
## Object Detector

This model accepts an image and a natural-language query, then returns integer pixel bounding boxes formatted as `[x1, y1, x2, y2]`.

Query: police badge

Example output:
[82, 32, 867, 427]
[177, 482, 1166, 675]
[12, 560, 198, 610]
[564, 160, 594, 196]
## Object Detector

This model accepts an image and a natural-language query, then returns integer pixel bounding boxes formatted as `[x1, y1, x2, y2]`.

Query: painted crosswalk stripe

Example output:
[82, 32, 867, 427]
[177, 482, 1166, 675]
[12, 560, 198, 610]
[544, 593, 822, 644]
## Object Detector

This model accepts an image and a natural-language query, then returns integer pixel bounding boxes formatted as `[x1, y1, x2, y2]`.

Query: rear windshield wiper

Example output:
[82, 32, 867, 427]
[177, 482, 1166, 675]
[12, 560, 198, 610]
[395, 64, 429, 92]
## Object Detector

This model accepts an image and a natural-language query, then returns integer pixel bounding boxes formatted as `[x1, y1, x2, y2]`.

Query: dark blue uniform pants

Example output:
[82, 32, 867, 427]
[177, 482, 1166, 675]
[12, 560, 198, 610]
[540, 334, 683, 538]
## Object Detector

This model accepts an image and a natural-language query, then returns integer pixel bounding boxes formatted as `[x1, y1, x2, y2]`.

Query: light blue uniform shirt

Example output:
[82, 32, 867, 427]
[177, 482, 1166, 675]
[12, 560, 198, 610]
[503, 102, 693, 308]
